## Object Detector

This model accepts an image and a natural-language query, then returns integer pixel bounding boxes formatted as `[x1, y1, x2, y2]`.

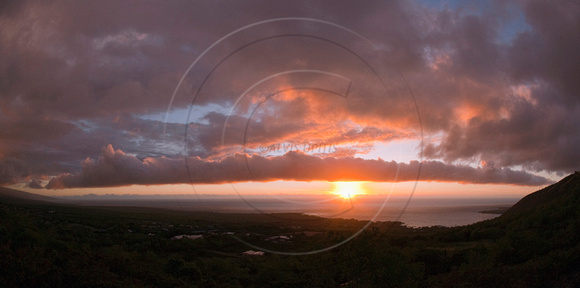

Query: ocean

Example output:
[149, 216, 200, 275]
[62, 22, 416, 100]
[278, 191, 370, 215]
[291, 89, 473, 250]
[62, 194, 519, 227]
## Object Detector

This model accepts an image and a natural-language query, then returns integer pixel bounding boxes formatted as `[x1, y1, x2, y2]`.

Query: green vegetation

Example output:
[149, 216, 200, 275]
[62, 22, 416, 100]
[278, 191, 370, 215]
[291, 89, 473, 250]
[1, 173, 579, 287]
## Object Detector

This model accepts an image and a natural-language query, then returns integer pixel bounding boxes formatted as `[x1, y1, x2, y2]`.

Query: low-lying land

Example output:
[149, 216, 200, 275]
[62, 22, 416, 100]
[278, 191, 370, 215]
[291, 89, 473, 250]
[1, 173, 579, 287]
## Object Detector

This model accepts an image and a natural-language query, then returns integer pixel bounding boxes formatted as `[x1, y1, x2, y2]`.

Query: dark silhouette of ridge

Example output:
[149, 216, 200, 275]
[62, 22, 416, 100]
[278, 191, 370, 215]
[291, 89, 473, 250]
[426, 174, 580, 287]
[505, 171, 580, 215]
[0, 186, 57, 202]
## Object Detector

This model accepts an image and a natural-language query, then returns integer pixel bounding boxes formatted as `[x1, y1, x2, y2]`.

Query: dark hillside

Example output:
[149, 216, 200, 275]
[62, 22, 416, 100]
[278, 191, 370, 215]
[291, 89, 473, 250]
[423, 173, 580, 287]
[505, 171, 580, 215]
[1, 174, 580, 287]
[0, 186, 58, 202]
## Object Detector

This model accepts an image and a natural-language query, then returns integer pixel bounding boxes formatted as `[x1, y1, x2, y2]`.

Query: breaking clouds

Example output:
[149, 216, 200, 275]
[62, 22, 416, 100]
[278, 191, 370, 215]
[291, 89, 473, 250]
[1, 1, 578, 188]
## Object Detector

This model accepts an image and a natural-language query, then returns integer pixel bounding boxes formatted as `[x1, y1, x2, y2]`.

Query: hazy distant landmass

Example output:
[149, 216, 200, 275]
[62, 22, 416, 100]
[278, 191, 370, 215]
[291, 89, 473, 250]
[55, 193, 518, 227]
[1, 173, 579, 287]
[478, 207, 511, 214]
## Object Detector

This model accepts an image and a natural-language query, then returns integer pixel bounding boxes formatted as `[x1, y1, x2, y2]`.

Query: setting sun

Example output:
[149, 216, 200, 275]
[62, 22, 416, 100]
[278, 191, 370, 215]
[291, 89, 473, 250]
[332, 182, 366, 199]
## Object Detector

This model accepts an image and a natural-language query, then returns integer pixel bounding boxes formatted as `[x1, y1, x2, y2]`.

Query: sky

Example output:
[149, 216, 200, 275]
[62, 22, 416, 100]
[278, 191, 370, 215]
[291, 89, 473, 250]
[1, 0, 579, 198]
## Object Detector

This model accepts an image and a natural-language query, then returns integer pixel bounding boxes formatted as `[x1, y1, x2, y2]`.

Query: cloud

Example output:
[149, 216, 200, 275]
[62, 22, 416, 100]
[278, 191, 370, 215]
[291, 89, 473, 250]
[400, 1, 580, 174]
[46, 145, 551, 189]
[415, 0, 580, 172]
[0, 158, 30, 185]
[0, 1, 578, 187]
[28, 178, 42, 189]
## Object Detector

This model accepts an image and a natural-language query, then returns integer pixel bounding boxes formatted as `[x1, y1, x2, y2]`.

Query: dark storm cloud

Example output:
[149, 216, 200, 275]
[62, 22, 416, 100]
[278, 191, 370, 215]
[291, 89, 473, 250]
[418, 0, 580, 173]
[46, 145, 550, 188]
[0, 0, 578, 186]
[0, 157, 30, 184]
[0, 114, 189, 183]
[0, 0, 424, 119]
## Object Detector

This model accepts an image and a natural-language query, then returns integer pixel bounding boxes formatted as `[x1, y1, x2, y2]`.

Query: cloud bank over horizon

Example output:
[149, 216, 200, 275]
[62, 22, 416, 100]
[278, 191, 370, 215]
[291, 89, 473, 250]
[45, 145, 551, 189]
[1, 0, 578, 189]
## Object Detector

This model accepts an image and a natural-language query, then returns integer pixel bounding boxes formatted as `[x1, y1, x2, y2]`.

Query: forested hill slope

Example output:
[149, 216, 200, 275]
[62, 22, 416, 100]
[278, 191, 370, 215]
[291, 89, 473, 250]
[421, 173, 580, 287]
[504, 171, 580, 216]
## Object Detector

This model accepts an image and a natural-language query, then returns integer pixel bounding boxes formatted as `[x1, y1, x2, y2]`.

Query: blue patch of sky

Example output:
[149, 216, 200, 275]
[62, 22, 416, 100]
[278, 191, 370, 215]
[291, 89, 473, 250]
[509, 165, 560, 182]
[415, 0, 531, 43]
[72, 119, 99, 133]
[362, 140, 422, 163]
[140, 103, 230, 124]
[497, 5, 531, 43]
